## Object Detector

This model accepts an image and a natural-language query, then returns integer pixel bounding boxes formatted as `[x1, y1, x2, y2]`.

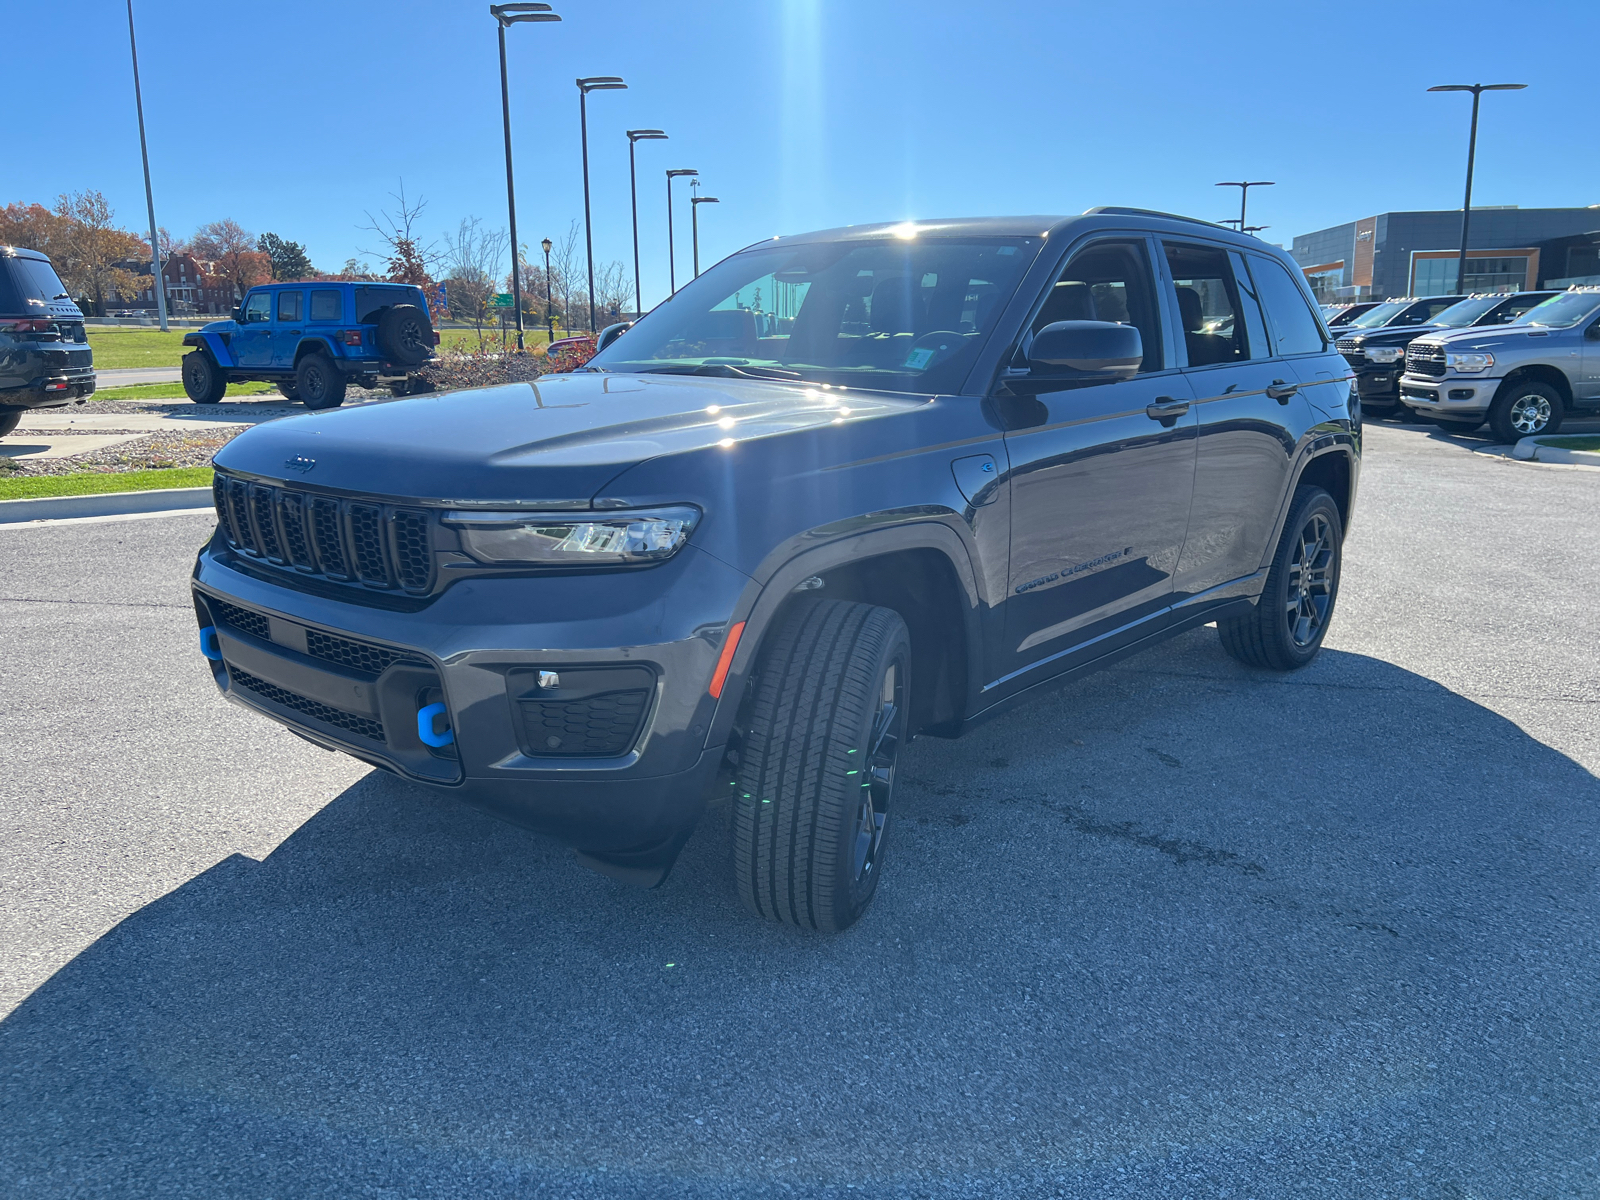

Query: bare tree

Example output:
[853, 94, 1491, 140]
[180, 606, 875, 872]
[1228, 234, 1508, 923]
[360, 179, 441, 286]
[441, 216, 508, 342]
[521, 220, 582, 336]
[595, 260, 631, 325]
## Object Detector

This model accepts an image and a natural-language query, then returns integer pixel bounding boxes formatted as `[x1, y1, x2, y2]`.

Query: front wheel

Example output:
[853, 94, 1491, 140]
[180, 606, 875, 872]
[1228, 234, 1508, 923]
[295, 354, 347, 410]
[1218, 485, 1343, 671]
[181, 352, 227, 404]
[1489, 381, 1562, 443]
[732, 600, 911, 932]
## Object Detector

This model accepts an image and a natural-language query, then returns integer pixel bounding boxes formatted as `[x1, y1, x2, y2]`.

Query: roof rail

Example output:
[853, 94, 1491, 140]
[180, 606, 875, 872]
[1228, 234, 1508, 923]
[1083, 206, 1227, 230]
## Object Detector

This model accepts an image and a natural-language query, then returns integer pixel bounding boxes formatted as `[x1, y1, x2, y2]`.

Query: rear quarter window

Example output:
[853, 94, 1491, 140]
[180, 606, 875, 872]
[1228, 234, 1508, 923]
[310, 290, 342, 321]
[1249, 256, 1327, 356]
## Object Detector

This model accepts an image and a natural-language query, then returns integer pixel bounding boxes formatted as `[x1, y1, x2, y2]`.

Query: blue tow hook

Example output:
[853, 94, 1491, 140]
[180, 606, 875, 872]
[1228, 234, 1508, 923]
[417, 702, 455, 748]
[199, 626, 222, 661]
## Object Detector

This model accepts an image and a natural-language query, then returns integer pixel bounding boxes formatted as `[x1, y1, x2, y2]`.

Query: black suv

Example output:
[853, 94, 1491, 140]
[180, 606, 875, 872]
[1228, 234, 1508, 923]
[192, 209, 1359, 931]
[1336, 290, 1558, 420]
[1327, 294, 1466, 338]
[0, 245, 94, 438]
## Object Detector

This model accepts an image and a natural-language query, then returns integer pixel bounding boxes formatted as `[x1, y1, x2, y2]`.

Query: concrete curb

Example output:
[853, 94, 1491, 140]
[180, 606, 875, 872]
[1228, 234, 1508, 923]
[1511, 437, 1600, 466]
[0, 486, 212, 524]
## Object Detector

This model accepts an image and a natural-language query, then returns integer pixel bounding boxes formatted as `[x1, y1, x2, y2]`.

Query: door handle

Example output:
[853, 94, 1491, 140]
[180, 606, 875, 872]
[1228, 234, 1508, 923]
[1266, 379, 1299, 403]
[287, 329, 302, 335]
[1145, 396, 1190, 427]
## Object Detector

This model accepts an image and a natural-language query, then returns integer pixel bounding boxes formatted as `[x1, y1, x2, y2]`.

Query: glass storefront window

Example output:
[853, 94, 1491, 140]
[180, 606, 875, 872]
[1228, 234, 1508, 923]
[1410, 256, 1528, 296]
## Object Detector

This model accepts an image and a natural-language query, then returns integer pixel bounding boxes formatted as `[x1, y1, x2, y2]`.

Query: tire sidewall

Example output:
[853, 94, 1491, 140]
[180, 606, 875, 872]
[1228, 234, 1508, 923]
[1491, 381, 1562, 442]
[1263, 488, 1343, 669]
[182, 352, 222, 403]
[0, 408, 21, 438]
[296, 355, 343, 410]
[379, 305, 432, 367]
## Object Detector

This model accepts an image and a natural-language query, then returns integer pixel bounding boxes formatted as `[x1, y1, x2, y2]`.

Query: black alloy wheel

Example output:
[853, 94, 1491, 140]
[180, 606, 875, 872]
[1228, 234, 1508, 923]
[181, 351, 226, 404]
[853, 656, 905, 886]
[295, 353, 347, 410]
[1218, 485, 1343, 671]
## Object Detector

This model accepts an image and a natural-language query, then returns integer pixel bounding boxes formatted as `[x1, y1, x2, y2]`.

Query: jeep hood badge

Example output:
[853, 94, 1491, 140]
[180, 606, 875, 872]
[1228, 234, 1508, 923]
[285, 455, 316, 473]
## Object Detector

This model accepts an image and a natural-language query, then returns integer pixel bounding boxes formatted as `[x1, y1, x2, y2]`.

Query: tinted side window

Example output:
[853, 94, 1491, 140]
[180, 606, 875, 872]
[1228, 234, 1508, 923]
[1163, 242, 1248, 367]
[277, 290, 302, 322]
[309, 290, 342, 322]
[241, 292, 272, 323]
[1032, 240, 1163, 372]
[1249, 256, 1326, 356]
[1488, 294, 1548, 324]
[1229, 251, 1272, 361]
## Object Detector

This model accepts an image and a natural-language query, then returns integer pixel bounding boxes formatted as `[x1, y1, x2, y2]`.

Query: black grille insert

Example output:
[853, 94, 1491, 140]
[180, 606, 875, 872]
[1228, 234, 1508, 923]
[305, 629, 406, 676]
[348, 504, 388, 584]
[208, 597, 270, 640]
[518, 690, 650, 757]
[228, 666, 386, 742]
[392, 510, 433, 590]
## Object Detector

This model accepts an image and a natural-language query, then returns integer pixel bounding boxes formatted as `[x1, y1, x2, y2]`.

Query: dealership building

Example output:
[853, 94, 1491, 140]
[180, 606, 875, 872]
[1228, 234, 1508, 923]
[1290, 207, 1600, 303]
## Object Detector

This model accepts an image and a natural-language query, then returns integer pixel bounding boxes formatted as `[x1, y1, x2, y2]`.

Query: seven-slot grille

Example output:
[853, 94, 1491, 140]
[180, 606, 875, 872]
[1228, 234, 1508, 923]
[1406, 343, 1447, 377]
[212, 472, 435, 592]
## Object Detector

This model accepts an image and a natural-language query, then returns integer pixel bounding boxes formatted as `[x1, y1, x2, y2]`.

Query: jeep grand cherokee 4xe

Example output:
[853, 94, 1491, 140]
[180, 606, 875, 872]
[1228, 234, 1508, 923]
[192, 209, 1359, 931]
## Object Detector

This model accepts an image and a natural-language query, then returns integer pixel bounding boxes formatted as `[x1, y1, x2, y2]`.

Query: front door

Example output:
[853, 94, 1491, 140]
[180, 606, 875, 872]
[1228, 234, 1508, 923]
[1581, 313, 1600, 402]
[1164, 241, 1315, 602]
[271, 288, 306, 370]
[998, 237, 1198, 686]
[231, 291, 273, 369]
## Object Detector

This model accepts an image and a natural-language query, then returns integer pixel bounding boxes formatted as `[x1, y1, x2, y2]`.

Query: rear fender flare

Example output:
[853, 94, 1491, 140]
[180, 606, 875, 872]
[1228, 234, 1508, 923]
[703, 518, 984, 750]
[294, 336, 340, 366]
[1257, 435, 1359, 571]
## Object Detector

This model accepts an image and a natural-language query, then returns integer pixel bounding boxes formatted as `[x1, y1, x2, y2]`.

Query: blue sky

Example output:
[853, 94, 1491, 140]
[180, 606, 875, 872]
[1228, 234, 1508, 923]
[9, 0, 1597, 309]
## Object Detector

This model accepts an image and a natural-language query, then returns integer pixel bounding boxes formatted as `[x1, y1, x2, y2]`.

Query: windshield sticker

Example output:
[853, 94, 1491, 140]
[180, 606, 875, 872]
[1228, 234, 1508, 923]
[904, 347, 936, 370]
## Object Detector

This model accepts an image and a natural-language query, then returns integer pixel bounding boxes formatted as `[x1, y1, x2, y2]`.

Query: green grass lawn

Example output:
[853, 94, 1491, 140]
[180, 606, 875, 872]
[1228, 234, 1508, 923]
[0, 466, 213, 501]
[1539, 436, 1600, 452]
[86, 328, 191, 369]
[93, 381, 276, 402]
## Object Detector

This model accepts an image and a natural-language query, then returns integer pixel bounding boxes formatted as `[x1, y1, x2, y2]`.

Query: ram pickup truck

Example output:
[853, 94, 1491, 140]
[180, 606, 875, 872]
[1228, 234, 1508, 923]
[191, 209, 1360, 931]
[1399, 287, 1600, 439]
[181, 281, 438, 409]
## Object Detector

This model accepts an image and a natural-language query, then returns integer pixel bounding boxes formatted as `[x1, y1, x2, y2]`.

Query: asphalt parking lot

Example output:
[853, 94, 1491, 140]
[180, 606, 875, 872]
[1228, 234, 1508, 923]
[1, 421, 1597, 1199]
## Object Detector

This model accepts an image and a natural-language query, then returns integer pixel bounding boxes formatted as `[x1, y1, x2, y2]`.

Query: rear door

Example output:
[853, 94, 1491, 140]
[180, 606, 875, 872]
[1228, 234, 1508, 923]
[231, 290, 274, 369]
[1164, 241, 1316, 602]
[998, 236, 1197, 684]
[271, 288, 306, 370]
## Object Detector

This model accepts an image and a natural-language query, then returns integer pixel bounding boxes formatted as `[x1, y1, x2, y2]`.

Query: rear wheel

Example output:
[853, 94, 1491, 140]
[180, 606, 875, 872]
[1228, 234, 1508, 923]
[295, 354, 347, 410]
[0, 409, 21, 439]
[1218, 486, 1343, 671]
[275, 381, 299, 401]
[732, 600, 911, 932]
[181, 351, 227, 404]
[1489, 381, 1562, 443]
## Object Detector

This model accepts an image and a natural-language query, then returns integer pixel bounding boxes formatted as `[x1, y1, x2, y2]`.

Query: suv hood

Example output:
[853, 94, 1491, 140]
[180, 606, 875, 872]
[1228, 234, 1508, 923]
[1345, 325, 1443, 346]
[1411, 325, 1556, 352]
[199, 316, 238, 334]
[212, 371, 927, 505]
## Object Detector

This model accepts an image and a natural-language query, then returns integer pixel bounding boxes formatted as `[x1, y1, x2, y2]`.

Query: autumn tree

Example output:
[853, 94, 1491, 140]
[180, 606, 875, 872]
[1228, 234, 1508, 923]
[51, 191, 146, 315]
[0, 202, 71, 258]
[257, 232, 314, 281]
[192, 219, 271, 300]
[360, 180, 441, 288]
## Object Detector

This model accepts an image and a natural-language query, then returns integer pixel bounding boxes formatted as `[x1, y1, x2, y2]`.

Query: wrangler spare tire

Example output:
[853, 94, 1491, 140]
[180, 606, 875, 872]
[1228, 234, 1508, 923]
[376, 304, 434, 367]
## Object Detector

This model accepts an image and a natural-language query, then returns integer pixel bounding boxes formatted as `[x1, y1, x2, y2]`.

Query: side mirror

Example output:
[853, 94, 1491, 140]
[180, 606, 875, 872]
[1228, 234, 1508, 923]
[1009, 321, 1142, 392]
[232, 307, 243, 322]
[596, 320, 633, 351]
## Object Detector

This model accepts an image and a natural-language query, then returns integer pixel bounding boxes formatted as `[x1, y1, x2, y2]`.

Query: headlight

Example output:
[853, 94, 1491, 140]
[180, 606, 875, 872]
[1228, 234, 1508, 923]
[1364, 346, 1404, 364]
[1445, 351, 1494, 373]
[443, 506, 700, 565]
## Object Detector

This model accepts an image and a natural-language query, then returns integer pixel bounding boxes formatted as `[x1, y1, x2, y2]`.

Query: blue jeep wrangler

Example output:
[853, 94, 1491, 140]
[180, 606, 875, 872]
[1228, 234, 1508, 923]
[180, 282, 438, 409]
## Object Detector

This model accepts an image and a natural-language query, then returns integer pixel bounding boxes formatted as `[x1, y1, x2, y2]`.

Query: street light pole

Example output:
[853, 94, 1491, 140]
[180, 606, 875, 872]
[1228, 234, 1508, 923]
[542, 237, 554, 342]
[1428, 83, 1527, 293]
[125, 0, 167, 331]
[576, 76, 627, 334]
[626, 129, 667, 318]
[690, 194, 719, 278]
[665, 169, 697, 296]
[1215, 181, 1274, 236]
[491, 3, 562, 352]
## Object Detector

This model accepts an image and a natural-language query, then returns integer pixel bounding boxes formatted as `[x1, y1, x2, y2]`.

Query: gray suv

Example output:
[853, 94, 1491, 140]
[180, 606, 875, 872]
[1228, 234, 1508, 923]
[1399, 288, 1600, 440]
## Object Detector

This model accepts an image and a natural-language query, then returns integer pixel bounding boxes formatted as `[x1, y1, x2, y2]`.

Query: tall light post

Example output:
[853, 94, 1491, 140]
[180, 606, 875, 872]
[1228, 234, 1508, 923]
[125, 0, 167, 331]
[665, 169, 697, 296]
[541, 236, 554, 342]
[491, 3, 561, 351]
[1215, 181, 1274, 237]
[626, 130, 668, 318]
[690, 194, 719, 278]
[1428, 83, 1527, 293]
[577, 76, 627, 334]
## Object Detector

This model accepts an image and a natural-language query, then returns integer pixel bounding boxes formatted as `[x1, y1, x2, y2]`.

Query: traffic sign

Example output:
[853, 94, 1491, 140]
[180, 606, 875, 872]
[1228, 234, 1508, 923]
[490, 293, 514, 308]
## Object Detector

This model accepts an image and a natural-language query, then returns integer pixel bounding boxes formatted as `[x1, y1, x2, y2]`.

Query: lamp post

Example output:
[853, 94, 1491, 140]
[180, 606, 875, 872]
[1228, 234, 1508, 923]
[1215, 180, 1274, 236]
[665, 169, 697, 296]
[541, 236, 554, 342]
[690, 194, 719, 278]
[577, 76, 627, 334]
[125, 0, 167, 332]
[491, 3, 561, 351]
[1428, 82, 1528, 293]
[626, 129, 667, 318]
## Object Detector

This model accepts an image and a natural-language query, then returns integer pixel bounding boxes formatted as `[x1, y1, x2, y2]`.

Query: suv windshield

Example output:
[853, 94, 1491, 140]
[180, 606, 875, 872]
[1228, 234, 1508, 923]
[1345, 300, 1408, 329]
[588, 236, 1038, 393]
[1431, 296, 1505, 328]
[1514, 291, 1600, 328]
[0, 256, 70, 313]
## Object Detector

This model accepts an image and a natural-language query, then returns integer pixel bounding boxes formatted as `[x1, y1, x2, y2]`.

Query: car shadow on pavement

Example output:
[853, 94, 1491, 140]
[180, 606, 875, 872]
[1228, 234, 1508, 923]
[2, 632, 1598, 1199]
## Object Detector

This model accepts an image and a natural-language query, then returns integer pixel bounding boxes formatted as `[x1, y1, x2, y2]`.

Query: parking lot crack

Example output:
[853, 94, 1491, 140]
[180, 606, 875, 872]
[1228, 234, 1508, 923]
[1044, 799, 1267, 876]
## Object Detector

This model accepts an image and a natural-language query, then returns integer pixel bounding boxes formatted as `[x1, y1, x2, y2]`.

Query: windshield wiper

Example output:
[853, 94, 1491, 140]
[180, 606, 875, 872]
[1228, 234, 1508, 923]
[641, 363, 802, 381]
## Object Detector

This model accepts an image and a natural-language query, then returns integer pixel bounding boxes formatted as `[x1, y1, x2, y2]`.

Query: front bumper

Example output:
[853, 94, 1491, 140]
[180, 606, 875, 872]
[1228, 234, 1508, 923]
[1398, 374, 1497, 417]
[192, 536, 751, 880]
